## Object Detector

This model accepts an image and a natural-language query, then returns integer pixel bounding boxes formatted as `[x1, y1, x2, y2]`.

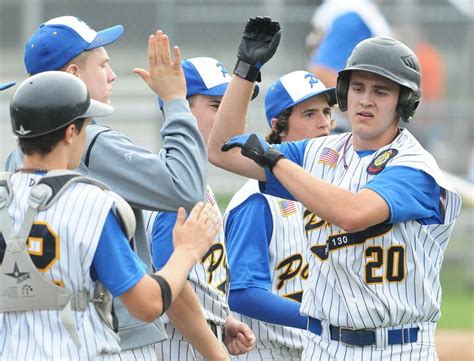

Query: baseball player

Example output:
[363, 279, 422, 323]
[223, 70, 336, 360]
[149, 57, 256, 360]
[208, 17, 461, 360]
[0, 71, 221, 360]
[5, 16, 209, 360]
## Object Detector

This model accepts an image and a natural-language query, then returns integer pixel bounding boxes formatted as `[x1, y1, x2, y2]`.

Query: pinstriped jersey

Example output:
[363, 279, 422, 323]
[147, 185, 229, 328]
[0, 173, 121, 360]
[295, 129, 461, 329]
[224, 180, 308, 352]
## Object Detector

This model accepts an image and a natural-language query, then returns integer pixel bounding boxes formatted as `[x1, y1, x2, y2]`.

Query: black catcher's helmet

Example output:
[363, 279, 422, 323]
[336, 37, 421, 122]
[10, 71, 112, 138]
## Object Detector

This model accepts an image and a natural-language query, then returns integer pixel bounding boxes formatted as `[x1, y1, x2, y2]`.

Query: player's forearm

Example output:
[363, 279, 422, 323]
[272, 159, 389, 231]
[155, 248, 198, 300]
[167, 283, 230, 361]
[208, 76, 253, 170]
[229, 288, 307, 329]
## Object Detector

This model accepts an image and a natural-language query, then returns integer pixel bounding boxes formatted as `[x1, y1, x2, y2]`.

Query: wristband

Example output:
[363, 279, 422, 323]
[150, 274, 172, 315]
[265, 148, 286, 173]
[233, 59, 261, 82]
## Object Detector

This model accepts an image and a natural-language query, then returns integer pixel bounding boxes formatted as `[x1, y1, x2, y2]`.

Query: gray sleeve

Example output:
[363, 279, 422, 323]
[4, 147, 24, 172]
[81, 98, 207, 212]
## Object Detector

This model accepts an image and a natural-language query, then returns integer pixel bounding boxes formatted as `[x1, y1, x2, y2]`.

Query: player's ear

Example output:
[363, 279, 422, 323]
[63, 63, 79, 77]
[271, 118, 287, 137]
[63, 124, 76, 145]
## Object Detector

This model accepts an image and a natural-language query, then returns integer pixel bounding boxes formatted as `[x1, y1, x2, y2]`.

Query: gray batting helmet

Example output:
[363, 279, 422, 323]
[10, 71, 112, 138]
[336, 37, 421, 122]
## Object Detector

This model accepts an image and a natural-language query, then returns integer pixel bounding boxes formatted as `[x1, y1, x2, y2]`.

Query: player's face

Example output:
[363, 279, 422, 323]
[76, 47, 116, 105]
[347, 71, 400, 149]
[282, 95, 332, 142]
[189, 94, 223, 144]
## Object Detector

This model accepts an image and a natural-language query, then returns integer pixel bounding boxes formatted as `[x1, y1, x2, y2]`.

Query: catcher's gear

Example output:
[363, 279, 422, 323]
[10, 71, 112, 138]
[336, 37, 421, 122]
[234, 16, 281, 82]
[222, 133, 285, 172]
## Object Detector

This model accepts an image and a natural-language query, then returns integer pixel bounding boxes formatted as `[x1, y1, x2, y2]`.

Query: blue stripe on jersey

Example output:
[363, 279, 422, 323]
[259, 140, 309, 200]
[229, 288, 308, 330]
[151, 212, 178, 270]
[91, 211, 146, 297]
[363, 166, 442, 224]
[310, 12, 373, 71]
[225, 193, 273, 290]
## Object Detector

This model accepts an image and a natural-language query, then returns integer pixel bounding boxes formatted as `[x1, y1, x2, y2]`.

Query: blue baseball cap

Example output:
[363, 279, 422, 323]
[264, 71, 337, 126]
[24, 16, 124, 75]
[0, 82, 15, 91]
[158, 57, 258, 109]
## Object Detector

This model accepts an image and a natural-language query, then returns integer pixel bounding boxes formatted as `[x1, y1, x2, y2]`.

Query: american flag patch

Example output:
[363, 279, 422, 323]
[279, 200, 296, 217]
[319, 147, 339, 167]
[206, 189, 217, 206]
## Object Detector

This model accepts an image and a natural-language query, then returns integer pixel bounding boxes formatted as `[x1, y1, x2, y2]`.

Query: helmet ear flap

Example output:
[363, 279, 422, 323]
[336, 72, 350, 112]
[397, 87, 420, 122]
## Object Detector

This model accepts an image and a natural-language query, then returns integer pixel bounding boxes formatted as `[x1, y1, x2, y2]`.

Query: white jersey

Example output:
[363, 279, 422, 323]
[224, 180, 308, 358]
[0, 172, 121, 360]
[147, 185, 229, 360]
[288, 129, 461, 359]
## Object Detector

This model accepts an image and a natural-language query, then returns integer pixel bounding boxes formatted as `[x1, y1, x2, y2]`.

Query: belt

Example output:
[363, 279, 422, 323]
[308, 317, 419, 347]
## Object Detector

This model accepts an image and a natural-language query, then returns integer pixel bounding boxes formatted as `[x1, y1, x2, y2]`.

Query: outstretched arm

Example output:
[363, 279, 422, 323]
[120, 203, 222, 321]
[84, 30, 207, 212]
[208, 17, 281, 181]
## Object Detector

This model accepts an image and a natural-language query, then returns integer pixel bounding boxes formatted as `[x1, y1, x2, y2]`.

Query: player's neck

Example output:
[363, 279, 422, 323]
[352, 126, 400, 151]
[23, 150, 69, 172]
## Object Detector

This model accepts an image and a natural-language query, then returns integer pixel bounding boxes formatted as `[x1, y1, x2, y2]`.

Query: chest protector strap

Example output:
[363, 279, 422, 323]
[0, 170, 132, 349]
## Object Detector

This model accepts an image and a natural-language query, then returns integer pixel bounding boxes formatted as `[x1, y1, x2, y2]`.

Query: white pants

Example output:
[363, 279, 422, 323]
[118, 344, 158, 361]
[155, 323, 223, 361]
[234, 346, 301, 361]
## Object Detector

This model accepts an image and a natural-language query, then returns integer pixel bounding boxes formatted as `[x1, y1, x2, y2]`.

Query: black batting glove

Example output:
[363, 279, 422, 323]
[222, 133, 285, 172]
[234, 17, 281, 82]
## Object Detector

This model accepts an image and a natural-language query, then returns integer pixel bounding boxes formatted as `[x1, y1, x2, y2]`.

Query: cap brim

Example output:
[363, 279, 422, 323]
[82, 99, 114, 119]
[0, 82, 16, 91]
[87, 25, 124, 50]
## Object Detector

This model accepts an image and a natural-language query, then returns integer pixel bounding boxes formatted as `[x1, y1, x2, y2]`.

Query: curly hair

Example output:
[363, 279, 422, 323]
[265, 107, 293, 145]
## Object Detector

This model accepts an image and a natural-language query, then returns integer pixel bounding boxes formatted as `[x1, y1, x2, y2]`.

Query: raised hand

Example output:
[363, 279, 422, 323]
[172, 203, 221, 263]
[133, 30, 186, 102]
[234, 16, 281, 82]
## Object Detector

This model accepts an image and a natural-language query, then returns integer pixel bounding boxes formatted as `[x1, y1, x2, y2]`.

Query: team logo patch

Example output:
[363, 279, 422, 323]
[279, 199, 296, 217]
[367, 149, 398, 175]
[319, 147, 339, 168]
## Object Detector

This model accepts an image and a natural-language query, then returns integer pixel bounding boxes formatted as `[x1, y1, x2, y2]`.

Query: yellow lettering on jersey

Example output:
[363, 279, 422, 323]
[201, 242, 228, 292]
[275, 253, 309, 290]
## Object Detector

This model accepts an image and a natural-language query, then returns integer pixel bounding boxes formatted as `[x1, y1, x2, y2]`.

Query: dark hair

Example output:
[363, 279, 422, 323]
[19, 118, 87, 156]
[265, 107, 293, 145]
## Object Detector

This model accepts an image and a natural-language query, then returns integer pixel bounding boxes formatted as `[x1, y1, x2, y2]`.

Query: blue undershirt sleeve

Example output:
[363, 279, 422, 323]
[259, 139, 309, 200]
[363, 166, 442, 224]
[91, 211, 146, 297]
[225, 194, 273, 290]
[150, 212, 178, 270]
[229, 288, 308, 330]
[311, 12, 373, 71]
